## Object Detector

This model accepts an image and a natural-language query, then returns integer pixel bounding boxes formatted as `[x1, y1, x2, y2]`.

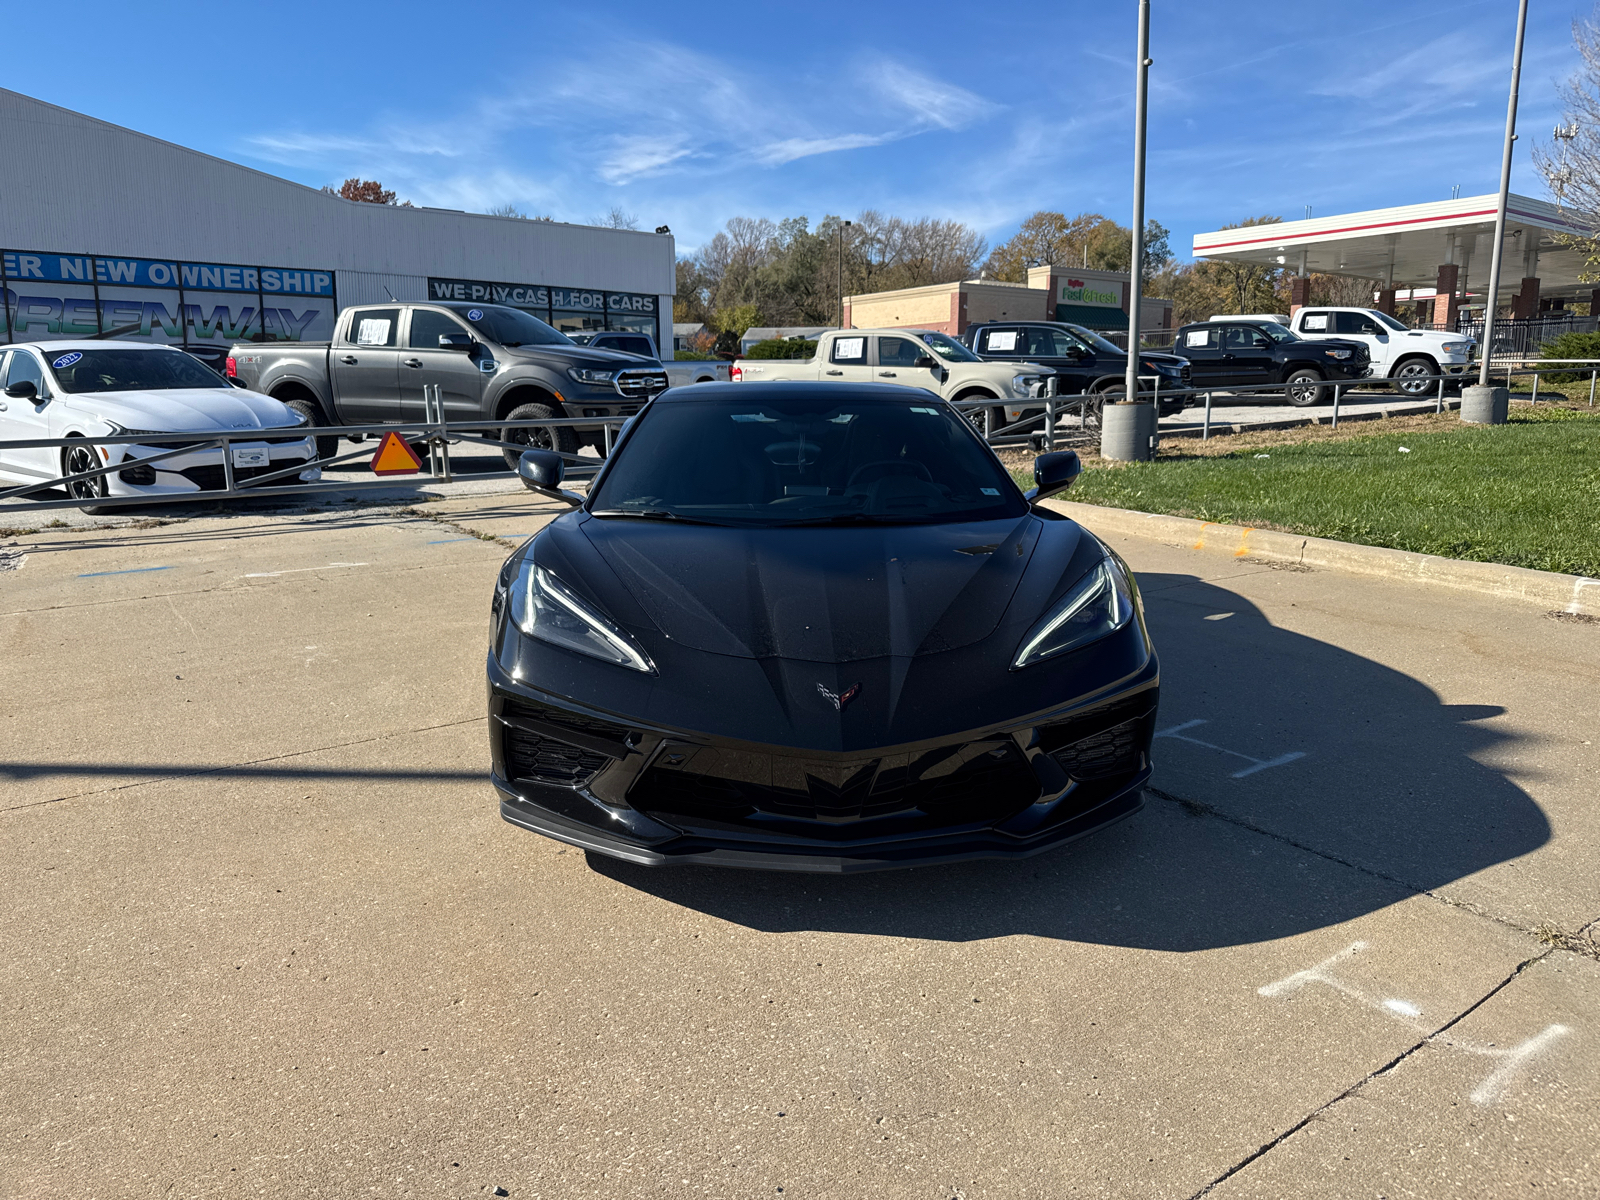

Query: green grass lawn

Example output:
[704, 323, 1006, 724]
[1022, 407, 1600, 577]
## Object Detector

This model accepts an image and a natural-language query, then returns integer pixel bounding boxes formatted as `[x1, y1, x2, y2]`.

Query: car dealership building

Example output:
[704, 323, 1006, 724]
[0, 89, 675, 354]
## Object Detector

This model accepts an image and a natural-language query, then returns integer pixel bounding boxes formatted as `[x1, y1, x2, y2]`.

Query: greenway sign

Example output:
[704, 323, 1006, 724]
[1059, 277, 1123, 308]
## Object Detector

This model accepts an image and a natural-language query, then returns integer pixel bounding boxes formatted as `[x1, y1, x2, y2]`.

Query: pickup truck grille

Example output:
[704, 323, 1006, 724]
[613, 369, 668, 400]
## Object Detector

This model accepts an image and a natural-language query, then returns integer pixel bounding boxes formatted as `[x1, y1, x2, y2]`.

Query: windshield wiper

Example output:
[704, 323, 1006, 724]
[774, 511, 912, 526]
[589, 508, 722, 525]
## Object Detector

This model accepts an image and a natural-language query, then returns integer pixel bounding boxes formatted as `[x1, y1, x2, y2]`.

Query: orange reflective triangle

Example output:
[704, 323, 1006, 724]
[370, 431, 423, 475]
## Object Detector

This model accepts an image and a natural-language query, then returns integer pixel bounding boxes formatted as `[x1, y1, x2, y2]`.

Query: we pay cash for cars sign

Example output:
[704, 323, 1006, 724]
[0, 251, 336, 344]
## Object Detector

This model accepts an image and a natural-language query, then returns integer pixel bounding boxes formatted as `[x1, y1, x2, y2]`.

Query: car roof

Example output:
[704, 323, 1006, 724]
[6, 340, 180, 353]
[660, 380, 944, 402]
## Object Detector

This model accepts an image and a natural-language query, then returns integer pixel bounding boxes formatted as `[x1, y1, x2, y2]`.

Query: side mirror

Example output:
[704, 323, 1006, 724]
[914, 355, 938, 369]
[1026, 450, 1082, 503]
[517, 448, 584, 507]
[439, 332, 475, 351]
[5, 380, 37, 400]
[1066, 345, 1087, 360]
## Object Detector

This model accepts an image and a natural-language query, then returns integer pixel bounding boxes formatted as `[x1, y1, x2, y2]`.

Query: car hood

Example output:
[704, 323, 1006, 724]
[57, 387, 300, 432]
[502, 343, 664, 370]
[566, 514, 1051, 662]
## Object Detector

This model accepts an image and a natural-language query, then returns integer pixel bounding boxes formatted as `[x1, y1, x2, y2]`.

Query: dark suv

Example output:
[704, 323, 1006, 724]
[1173, 319, 1370, 405]
[962, 320, 1194, 419]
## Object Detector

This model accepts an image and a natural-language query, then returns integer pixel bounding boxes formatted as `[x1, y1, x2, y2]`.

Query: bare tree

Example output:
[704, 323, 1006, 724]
[485, 203, 553, 221]
[1536, 13, 1600, 276]
[593, 206, 640, 230]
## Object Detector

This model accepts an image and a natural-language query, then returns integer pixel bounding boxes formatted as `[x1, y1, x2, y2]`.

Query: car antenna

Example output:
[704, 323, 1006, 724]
[383, 285, 398, 302]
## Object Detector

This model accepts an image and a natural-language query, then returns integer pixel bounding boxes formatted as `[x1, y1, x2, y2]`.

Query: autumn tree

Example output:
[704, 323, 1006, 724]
[983, 212, 1171, 283]
[334, 178, 405, 205]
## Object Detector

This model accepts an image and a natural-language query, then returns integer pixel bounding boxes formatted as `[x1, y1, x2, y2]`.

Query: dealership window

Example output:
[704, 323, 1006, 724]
[427, 277, 659, 345]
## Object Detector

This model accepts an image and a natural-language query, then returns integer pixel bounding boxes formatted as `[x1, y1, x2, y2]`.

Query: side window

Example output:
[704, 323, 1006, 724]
[876, 336, 922, 366]
[1300, 310, 1332, 333]
[1223, 326, 1268, 349]
[6, 351, 44, 392]
[1027, 327, 1083, 357]
[980, 327, 1022, 354]
[408, 308, 469, 349]
[344, 307, 400, 347]
[1181, 327, 1220, 351]
[619, 336, 653, 356]
[829, 335, 867, 364]
[1335, 312, 1382, 335]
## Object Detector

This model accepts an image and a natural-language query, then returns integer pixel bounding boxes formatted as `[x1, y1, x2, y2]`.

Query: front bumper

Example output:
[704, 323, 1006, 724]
[487, 653, 1158, 873]
[110, 434, 318, 496]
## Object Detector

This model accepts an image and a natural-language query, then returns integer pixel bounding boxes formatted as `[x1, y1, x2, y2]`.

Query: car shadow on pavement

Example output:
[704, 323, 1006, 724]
[589, 573, 1549, 951]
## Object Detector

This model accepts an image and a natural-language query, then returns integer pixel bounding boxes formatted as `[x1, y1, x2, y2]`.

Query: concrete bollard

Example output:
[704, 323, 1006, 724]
[1101, 401, 1155, 461]
[1460, 385, 1509, 425]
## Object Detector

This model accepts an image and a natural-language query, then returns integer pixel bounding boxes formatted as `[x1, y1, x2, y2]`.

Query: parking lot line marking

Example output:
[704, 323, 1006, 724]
[1260, 942, 1574, 1106]
[78, 565, 174, 578]
[426, 538, 475, 544]
[1231, 752, 1307, 778]
[1155, 718, 1306, 778]
[242, 561, 369, 578]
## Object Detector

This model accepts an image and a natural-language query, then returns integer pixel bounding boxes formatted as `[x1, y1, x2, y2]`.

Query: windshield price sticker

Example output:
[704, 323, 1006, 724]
[834, 337, 865, 361]
[1303, 314, 1328, 330]
[988, 331, 1018, 351]
[356, 318, 392, 346]
[1185, 330, 1212, 348]
[51, 351, 83, 369]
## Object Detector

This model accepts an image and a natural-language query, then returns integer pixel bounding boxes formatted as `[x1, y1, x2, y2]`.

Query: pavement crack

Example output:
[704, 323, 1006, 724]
[399, 507, 522, 549]
[1186, 949, 1553, 1198]
[1145, 785, 1555, 946]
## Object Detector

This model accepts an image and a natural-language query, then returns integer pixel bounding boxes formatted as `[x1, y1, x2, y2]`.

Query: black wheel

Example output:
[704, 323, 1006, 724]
[501, 401, 578, 469]
[281, 397, 341, 463]
[1391, 357, 1436, 397]
[64, 440, 111, 515]
[1284, 369, 1327, 407]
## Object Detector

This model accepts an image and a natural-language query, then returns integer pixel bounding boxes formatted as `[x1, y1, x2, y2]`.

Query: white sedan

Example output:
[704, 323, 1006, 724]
[0, 340, 319, 512]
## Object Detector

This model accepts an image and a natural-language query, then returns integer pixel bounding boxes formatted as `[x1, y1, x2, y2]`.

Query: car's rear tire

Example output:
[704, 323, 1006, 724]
[501, 402, 579, 469]
[281, 397, 341, 463]
[64, 439, 112, 515]
[1284, 369, 1327, 406]
[1391, 356, 1436, 397]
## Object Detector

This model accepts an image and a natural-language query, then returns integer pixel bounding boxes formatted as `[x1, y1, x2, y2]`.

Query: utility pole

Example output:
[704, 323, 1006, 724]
[837, 219, 852, 328]
[1120, 0, 1152, 421]
[1474, 0, 1529, 399]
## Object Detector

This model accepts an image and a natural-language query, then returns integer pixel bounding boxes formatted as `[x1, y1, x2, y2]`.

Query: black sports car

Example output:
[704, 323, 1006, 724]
[488, 381, 1158, 872]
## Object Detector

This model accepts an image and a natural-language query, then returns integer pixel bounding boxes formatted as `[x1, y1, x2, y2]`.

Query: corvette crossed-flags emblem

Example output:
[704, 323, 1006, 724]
[816, 682, 862, 712]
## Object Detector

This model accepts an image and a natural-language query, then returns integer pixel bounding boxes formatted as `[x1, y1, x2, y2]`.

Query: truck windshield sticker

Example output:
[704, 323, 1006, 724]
[356, 318, 392, 346]
[833, 337, 865, 362]
[1303, 314, 1329, 331]
[51, 351, 83, 369]
[467, 309, 483, 321]
[1185, 330, 1212, 348]
[987, 331, 1018, 351]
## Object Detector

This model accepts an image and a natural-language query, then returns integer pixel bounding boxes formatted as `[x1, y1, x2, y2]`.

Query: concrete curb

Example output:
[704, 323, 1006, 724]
[1046, 499, 1600, 617]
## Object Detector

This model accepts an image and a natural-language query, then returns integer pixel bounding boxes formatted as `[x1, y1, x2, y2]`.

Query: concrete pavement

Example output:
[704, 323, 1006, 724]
[1, 490, 1594, 1198]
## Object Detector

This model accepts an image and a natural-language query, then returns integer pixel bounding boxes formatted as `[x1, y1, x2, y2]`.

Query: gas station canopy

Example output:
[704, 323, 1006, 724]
[1192, 194, 1597, 304]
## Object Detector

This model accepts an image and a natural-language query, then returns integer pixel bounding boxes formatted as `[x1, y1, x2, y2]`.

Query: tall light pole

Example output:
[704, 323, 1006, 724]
[1110, 0, 1153, 459]
[838, 219, 852, 328]
[1476, 0, 1529, 393]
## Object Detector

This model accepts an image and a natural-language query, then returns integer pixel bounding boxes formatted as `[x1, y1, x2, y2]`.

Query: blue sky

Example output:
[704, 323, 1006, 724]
[4, 1, 1585, 261]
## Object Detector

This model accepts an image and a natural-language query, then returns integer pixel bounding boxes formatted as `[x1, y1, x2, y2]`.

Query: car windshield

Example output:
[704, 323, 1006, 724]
[588, 395, 1027, 527]
[916, 331, 981, 362]
[1373, 311, 1408, 331]
[46, 347, 231, 393]
[1258, 322, 1300, 343]
[448, 304, 571, 347]
[1064, 324, 1125, 355]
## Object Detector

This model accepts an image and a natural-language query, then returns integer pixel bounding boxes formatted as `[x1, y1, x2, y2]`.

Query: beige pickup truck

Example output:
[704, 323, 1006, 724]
[731, 328, 1057, 431]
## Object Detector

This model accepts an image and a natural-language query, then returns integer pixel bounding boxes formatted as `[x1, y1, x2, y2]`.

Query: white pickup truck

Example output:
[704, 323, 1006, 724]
[1286, 307, 1476, 395]
[731, 328, 1056, 428]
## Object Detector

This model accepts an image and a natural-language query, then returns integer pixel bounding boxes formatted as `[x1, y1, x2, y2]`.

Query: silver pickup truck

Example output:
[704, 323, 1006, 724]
[566, 330, 730, 387]
[228, 301, 667, 464]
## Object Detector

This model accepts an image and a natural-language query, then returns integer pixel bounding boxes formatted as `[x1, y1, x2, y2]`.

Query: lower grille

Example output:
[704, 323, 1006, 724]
[503, 724, 611, 788]
[177, 460, 307, 490]
[1038, 693, 1156, 781]
[633, 740, 1039, 834]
